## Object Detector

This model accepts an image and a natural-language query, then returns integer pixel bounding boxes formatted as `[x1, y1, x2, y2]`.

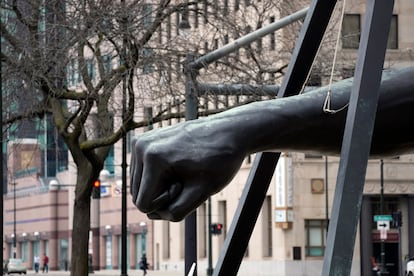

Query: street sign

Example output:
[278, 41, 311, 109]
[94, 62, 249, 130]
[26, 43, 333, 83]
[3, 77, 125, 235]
[374, 215, 392, 222]
[377, 220, 390, 230]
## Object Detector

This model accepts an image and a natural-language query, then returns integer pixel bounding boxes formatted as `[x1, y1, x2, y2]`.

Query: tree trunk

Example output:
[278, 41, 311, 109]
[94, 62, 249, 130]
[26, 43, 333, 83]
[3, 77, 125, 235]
[70, 188, 91, 276]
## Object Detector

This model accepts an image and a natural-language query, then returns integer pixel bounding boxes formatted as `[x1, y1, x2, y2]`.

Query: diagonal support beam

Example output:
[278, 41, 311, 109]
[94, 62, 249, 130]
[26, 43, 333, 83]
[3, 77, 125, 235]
[322, 0, 395, 275]
[213, 0, 338, 275]
[213, 152, 280, 275]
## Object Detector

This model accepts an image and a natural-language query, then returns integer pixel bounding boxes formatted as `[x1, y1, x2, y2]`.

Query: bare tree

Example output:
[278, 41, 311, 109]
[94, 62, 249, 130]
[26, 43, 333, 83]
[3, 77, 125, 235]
[1, 0, 321, 274]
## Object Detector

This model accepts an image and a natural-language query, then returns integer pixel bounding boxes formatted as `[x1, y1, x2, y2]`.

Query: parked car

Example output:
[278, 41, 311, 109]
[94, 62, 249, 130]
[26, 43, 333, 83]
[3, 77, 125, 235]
[407, 258, 414, 276]
[4, 258, 27, 275]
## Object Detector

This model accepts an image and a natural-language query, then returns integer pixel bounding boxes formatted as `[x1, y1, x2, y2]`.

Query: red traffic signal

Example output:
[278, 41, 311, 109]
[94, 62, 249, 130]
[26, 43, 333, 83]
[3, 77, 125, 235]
[211, 223, 223, 235]
[92, 179, 101, 199]
[93, 179, 101, 188]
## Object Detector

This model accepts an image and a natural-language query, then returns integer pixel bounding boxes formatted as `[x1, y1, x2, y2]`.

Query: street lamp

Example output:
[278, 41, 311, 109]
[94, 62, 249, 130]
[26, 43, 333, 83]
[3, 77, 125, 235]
[178, 11, 199, 276]
[139, 222, 147, 254]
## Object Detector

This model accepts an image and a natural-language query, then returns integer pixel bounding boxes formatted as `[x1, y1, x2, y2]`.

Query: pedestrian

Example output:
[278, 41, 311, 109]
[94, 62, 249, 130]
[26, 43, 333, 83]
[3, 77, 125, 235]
[139, 253, 149, 276]
[42, 253, 49, 273]
[34, 255, 40, 273]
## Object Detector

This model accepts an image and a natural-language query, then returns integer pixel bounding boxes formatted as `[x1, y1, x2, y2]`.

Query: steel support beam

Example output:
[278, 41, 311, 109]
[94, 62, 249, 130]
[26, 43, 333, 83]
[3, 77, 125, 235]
[322, 0, 394, 275]
[184, 53, 199, 276]
[213, 1, 338, 275]
[213, 152, 280, 276]
[190, 8, 309, 71]
[197, 83, 279, 97]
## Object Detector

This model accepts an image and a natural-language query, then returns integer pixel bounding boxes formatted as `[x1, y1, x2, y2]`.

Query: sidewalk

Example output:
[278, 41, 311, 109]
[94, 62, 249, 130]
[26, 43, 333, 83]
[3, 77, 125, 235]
[26, 270, 185, 276]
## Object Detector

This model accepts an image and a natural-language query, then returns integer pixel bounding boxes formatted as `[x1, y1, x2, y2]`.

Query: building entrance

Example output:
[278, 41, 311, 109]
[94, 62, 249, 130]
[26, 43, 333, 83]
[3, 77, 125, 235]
[372, 231, 400, 275]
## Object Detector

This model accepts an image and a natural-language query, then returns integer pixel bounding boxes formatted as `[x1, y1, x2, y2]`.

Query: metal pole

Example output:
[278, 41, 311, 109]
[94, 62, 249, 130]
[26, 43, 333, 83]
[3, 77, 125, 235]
[121, 0, 128, 274]
[121, 61, 128, 276]
[380, 160, 386, 275]
[322, 0, 394, 274]
[190, 7, 308, 71]
[197, 83, 279, 97]
[325, 156, 329, 233]
[0, 54, 3, 267]
[207, 197, 213, 276]
[184, 53, 198, 276]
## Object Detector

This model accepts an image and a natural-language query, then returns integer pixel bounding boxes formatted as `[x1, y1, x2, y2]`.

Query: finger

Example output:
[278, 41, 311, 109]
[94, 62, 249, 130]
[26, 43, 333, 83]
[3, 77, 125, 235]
[135, 153, 169, 213]
[151, 182, 183, 210]
[150, 183, 208, 222]
[130, 140, 143, 203]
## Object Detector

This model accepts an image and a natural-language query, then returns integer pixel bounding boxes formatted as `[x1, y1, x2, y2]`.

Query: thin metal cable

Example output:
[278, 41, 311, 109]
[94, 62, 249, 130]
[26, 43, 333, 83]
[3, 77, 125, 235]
[323, 0, 349, 114]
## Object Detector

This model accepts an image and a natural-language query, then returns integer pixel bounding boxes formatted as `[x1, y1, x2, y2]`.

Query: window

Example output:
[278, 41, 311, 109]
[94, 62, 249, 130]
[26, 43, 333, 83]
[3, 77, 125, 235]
[167, 15, 171, 41]
[203, 0, 208, 24]
[256, 22, 262, 50]
[198, 203, 207, 258]
[262, 196, 273, 257]
[104, 146, 114, 175]
[342, 14, 360, 49]
[175, 12, 180, 36]
[142, 4, 153, 26]
[142, 48, 154, 74]
[235, 0, 240, 12]
[223, 0, 229, 15]
[305, 220, 327, 257]
[270, 16, 276, 50]
[68, 59, 77, 86]
[102, 18, 112, 33]
[304, 153, 323, 159]
[103, 54, 112, 74]
[387, 15, 398, 49]
[143, 106, 153, 131]
[162, 221, 170, 259]
[193, 2, 199, 28]
[86, 59, 96, 80]
[105, 235, 112, 269]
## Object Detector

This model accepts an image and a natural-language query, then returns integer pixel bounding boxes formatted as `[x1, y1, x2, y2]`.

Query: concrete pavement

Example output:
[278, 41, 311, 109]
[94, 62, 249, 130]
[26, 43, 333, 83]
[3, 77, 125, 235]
[24, 270, 185, 276]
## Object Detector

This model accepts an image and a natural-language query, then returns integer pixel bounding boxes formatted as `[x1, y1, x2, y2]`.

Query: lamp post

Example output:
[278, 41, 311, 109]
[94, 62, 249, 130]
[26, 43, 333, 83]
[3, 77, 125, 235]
[178, 8, 199, 276]
[379, 160, 387, 275]
[120, 0, 128, 275]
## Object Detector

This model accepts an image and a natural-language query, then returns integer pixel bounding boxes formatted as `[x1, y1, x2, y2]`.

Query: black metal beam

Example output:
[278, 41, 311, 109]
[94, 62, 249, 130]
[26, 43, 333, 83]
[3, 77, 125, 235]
[197, 83, 279, 97]
[322, 0, 394, 275]
[184, 53, 199, 276]
[214, 152, 280, 275]
[213, 1, 338, 275]
[278, 0, 337, 98]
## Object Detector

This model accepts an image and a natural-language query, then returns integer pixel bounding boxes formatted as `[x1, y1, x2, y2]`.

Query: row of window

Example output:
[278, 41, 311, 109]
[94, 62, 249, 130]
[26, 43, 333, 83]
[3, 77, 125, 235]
[67, 13, 400, 88]
[342, 14, 398, 49]
[157, 195, 327, 260]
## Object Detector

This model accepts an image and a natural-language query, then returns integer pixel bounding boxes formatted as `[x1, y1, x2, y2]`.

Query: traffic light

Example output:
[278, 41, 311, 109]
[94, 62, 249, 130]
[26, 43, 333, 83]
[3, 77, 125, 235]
[392, 211, 402, 228]
[92, 179, 101, 199]
[210, 223, 223, 235]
